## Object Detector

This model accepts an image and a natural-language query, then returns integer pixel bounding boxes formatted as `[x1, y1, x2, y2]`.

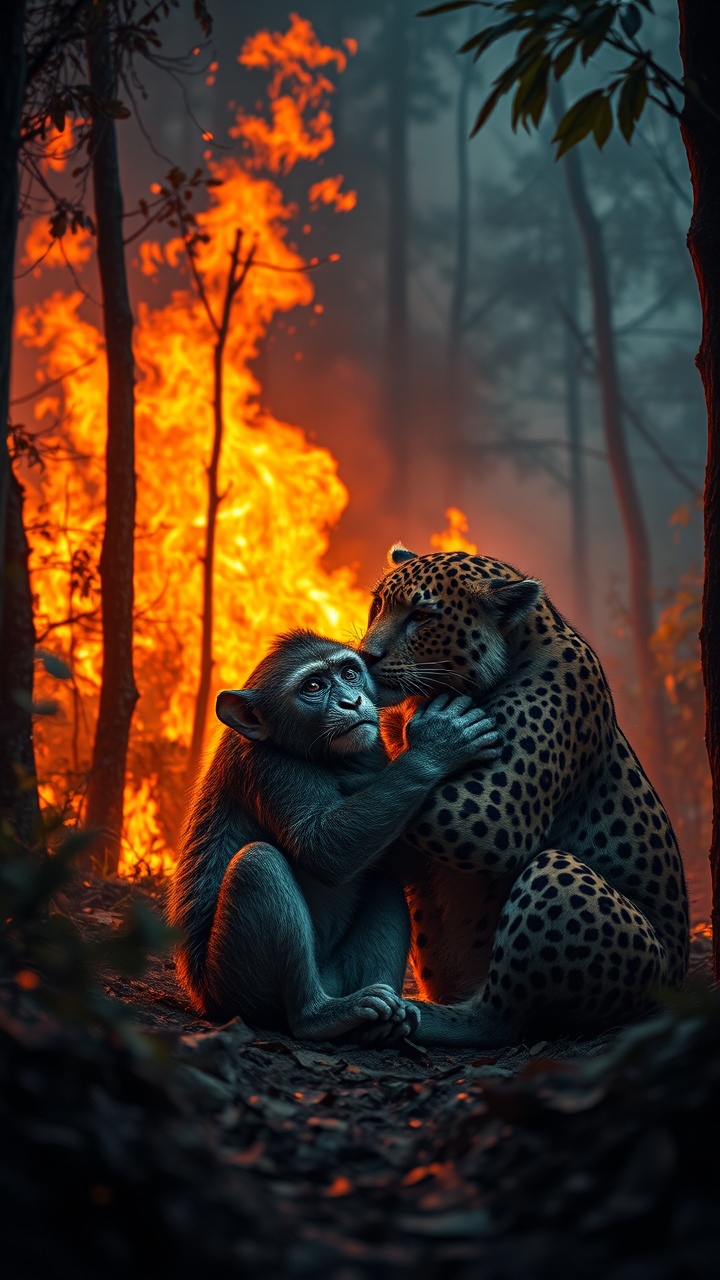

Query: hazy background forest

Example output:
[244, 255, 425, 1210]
[11, 0, 709, 912]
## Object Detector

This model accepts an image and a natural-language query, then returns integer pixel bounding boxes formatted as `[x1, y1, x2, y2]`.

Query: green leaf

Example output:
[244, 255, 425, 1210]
[592, 94, 613, 148]
[553, 90, 607, 158]
[50, 104, 66, 134]
[193, 0, 213, 36]
[419, 1, 478, 14]
[512, 55, 551, 131]
[471, 82, 507, 135]
[617, 69, 648, 142]
[553, 39, 578, 80]
[35, 649, 72, 680]
[32, 699, 59, 717]
[459, 18, 520, 59]
[49, 209, 67, 240]
[581, 8, 615, 63]
[101, 98, 131, 121]
[620, 3, 643, 38]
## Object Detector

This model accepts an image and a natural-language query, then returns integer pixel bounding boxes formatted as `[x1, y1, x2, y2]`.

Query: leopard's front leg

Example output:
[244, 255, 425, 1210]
[403, 856, 511, 1003]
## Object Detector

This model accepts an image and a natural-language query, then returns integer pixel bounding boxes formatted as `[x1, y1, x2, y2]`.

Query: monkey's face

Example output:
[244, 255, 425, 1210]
[288, 653, 381, 758]
[216, 641, 381, 760]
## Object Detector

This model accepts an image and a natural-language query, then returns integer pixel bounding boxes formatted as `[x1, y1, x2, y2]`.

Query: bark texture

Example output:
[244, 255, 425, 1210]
[0, 0, 42, 854]
[678, 0, 720, 977]
[84, 15, 138, 872]
[0, 476, 42, 853]
[0, 0, 25, 600]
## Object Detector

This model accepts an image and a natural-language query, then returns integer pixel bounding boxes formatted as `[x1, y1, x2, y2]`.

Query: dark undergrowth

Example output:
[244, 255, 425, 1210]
[1, 858, 718, 1280]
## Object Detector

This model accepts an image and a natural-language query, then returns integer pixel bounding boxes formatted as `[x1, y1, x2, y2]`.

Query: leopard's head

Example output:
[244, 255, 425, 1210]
[360, 546, 542, 705]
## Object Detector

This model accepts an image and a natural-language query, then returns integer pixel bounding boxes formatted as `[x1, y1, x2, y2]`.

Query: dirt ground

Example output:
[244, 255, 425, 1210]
[3, 874, 717, 1280]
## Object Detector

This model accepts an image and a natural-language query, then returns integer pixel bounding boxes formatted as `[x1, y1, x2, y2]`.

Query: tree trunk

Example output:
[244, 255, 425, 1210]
[561, 223, 591, 631]
[677, 0, 720, 977]
[84, 15, 138, 874]
[0, 0, 42, 855]
[384, 0, 410, 499]
[551, 84, 665, 783]
[0, 477, 42, 854]
[444, 7, 474, 506]
[0, 0, 25, 605]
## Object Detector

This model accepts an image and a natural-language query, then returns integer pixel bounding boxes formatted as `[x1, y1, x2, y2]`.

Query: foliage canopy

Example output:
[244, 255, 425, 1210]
[420, 1, 684, 154]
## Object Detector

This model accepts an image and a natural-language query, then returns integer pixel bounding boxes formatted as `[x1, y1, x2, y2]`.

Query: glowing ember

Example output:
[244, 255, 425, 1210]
[16, 14, 478, 879]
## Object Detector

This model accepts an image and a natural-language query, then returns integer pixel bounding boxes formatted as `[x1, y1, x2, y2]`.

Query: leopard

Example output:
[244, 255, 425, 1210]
[360, 545, 689, 1048]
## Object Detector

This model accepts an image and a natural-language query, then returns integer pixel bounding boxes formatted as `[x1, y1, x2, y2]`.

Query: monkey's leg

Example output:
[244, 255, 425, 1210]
[325, 870, 420, 1046]
[205, 843, 407, 1041]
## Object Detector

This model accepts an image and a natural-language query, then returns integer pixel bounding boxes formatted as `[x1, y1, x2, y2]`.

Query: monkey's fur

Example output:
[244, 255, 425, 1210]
[168, 630, 500, 1043]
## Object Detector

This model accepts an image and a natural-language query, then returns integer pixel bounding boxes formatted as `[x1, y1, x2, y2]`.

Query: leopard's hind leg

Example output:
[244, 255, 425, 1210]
[409, 849, 669, 1049]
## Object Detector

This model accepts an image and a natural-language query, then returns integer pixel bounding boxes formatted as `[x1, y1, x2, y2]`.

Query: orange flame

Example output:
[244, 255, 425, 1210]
[430, 507, 478, 555]
[308, 175, 357, 213]
[18, 16, 366, 876]
[16, 16, 474, 879]
[230, 14, 351, 173]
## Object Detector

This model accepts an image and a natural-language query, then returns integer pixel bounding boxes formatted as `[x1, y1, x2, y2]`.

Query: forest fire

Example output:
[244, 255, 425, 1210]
[4, 7, 720, 1276]
[17, 17, 373, 876]
[15, 14, 475, 879]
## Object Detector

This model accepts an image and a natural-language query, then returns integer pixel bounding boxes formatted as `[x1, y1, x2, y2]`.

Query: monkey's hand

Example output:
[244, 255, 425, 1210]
[292, 984, 408, 1043]
[352, 1000, 421, 1047]
[405, 694, 501, 775]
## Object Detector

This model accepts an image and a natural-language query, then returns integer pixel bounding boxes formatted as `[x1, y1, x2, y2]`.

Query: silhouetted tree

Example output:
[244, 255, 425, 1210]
[16, 0, 212, 871]
[83, 9, 139, 872]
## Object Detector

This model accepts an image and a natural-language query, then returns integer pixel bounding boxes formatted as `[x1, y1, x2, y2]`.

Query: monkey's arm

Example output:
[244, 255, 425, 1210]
[271, 753, 446, 887]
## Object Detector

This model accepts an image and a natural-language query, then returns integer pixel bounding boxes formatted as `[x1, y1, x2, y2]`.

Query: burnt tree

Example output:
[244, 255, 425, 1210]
[84, 13, 138, 872]
[185, 231, 256, 787]
[0, 0, 42, 854]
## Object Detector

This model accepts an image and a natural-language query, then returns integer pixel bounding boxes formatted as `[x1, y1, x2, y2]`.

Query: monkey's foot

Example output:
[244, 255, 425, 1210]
[291, 984, 405, 1043]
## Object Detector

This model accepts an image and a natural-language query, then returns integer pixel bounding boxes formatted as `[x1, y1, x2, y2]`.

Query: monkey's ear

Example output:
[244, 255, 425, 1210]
[386, 543, 417, 569]
[484, 579, 542, 631]
[216, 689, 270, 740]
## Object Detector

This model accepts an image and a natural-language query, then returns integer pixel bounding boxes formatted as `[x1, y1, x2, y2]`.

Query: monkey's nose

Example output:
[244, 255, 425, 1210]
[359, 648, 385, 668]
[338, 695, 362, 711]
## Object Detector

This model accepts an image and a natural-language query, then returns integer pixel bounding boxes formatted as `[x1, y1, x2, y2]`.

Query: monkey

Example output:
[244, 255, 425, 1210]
[167, 629, 501, 1044]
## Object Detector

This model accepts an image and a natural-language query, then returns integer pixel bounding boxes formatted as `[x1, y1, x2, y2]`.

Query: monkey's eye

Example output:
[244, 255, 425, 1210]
[300, 677, 325, 695]
[368, 596, 382, 625]
[342, 665, 360, 682]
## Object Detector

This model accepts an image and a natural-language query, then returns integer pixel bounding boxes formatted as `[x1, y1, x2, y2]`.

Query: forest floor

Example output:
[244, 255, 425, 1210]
[3, 875, 719, 1280]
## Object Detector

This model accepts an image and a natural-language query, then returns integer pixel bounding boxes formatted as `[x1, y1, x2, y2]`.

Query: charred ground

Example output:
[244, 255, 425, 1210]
[1, 875, 717, 1280]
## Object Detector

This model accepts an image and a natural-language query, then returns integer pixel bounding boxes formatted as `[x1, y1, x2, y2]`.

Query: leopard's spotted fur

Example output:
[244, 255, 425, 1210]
[361, 548, 689, 1046]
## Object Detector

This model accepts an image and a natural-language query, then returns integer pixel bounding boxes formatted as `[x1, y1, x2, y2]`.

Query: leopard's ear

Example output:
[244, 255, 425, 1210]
[485, 579, 542, 630]
[386, 543, 417, 569]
